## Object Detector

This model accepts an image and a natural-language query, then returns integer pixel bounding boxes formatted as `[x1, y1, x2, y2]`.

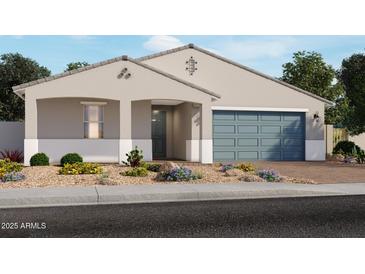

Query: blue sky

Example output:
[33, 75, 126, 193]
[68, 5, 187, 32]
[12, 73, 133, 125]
[0, 35, 364, 77]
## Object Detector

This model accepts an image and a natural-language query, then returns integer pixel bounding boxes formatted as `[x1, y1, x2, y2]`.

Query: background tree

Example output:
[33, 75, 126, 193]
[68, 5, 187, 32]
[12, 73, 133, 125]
[64, 61, 89, 72]
[0, 53, 51, 121]
[280, 51, 345, 125]
[338, 53, 365, 135]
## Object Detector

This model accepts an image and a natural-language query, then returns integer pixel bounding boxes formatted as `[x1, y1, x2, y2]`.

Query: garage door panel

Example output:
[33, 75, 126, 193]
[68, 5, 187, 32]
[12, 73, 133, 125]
[238, 151, 259, 160]
[237, 138, 259, 146]
[284, 138, 303, 146]
[282, 126, 303, 135]
[261, 113, 281, 121]
[214, 151, 235, 161]
[213, 125, 235, 134]
[283, 113, 303, 121]
[213, 110, 305, 161]
[213, 138, 235, 147]
[238, 125, 259, 134]
[283, 151, 303, 160]
[261, 138, 281, 146]
[213, 111, 235, 120]
[237, 113, 259, 121]
[261, 151, 281, 160]
[261, 125, 281, 134]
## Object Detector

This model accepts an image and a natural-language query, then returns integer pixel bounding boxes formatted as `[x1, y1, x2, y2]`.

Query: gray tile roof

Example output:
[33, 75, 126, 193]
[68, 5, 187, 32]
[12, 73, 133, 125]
[137, 43, 334, 105]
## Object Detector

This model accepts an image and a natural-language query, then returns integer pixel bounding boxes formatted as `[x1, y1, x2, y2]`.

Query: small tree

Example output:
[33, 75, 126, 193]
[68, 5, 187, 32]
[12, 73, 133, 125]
[338, 53, 365, 135]
[281, 51, 346, 125]
[0, 53, 51, 121]
[64, 62, 89, 72]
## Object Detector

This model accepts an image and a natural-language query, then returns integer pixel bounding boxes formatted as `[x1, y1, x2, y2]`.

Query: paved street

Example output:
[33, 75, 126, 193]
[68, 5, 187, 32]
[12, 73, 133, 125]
[1, 195, 365, 237]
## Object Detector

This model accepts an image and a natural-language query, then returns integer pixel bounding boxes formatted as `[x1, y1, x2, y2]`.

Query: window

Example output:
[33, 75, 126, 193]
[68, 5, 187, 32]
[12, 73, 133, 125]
[83, 105, 104, 139]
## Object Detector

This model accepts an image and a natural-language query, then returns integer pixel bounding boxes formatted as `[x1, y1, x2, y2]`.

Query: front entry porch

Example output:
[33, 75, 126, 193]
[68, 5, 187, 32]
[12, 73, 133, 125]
[24, 98, 213, 165]
[134, 99, 210, 163]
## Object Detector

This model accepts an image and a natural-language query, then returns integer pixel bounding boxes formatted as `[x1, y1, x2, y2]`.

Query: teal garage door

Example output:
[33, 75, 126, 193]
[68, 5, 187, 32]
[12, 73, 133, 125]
[213, 111, 305, 161]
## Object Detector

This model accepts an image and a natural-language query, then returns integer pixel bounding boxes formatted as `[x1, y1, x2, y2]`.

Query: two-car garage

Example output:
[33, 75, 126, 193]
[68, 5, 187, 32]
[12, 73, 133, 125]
[212, 110, 306, 162]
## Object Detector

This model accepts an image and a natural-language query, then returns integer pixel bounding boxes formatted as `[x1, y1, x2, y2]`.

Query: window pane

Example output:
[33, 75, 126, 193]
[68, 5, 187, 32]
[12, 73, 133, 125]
[84, 106, 89, 122]
[88, 106, 99, 122]
[88, 122, 99, 138]
[83, 105, 104, 139]
[99, 123, 104, 138]
[84, 122, 88, 138]
[99, 107, 104, 122]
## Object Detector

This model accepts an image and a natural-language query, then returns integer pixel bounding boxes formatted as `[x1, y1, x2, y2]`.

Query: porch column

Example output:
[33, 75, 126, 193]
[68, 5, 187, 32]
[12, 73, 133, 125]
[119, 100, 132, 164]
[200, 102, 213, 164]
[24, 98, 38, 166]
[186, 103, 201, 162]
[131, 100, 152, 161]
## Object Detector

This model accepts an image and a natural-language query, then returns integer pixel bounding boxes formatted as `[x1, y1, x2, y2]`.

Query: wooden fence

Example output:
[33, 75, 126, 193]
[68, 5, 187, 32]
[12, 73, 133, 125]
[325, 125, 348, 155]
[333, 128, 348, 148]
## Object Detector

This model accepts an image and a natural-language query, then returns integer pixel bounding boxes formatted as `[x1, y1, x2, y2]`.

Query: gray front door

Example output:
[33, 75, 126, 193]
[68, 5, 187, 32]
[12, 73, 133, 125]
[213, 110, 305, 161]
[152, 110, 167, 159]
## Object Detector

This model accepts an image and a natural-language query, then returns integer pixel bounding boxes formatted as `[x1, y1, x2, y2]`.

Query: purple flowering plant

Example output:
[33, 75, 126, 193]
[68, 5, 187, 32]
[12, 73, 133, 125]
[1, 171, 25, 183]
[159, 167, 198, 181]
[219, 163, 234, 172]
[257, 169, 280, 182]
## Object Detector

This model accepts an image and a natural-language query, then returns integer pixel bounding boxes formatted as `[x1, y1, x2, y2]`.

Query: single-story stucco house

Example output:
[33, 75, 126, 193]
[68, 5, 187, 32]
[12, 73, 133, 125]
[12, 44, 333, 166]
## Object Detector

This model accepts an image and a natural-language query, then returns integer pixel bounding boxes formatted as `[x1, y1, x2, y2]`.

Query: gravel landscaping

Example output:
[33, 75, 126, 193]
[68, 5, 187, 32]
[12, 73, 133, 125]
[0, 162, 316, 189]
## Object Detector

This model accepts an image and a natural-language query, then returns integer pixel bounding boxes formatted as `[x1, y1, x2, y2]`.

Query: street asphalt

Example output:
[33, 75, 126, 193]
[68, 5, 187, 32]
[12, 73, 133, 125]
[1, 195, 365, 237]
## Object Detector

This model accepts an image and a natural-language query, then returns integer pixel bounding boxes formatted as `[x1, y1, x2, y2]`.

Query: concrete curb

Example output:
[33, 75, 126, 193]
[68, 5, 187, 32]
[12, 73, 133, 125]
[0, 182, 364, 209]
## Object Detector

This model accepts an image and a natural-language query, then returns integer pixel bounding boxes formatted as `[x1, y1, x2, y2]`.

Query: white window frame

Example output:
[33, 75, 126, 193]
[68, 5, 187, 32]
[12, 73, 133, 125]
[81, 102, 107, 139]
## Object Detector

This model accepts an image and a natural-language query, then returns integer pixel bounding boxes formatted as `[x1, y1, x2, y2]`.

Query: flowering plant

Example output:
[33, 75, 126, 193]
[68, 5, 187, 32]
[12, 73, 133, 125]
[1, 171, 25, 183]
[219, 163, 234, 172]
[158, 167, 198, 181]
[257, 169, 280, 182]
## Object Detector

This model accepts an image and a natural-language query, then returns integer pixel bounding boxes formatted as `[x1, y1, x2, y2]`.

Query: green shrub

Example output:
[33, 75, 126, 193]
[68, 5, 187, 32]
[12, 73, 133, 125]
[356, 150, 365, 164]
[145, 163, 161, 172]
[59, 162, 102, 175]
[123, 167, 148, 177]
[333, 141, 362, 156]
[30, 153, 49, 166]
[98, 172, 110, 185]
[122, 146, 144, 167]
[60, 153, 83, 166]
[0, 159, 23, 178]
[192, 171, 203, 179]
[236, 162, 256, 173]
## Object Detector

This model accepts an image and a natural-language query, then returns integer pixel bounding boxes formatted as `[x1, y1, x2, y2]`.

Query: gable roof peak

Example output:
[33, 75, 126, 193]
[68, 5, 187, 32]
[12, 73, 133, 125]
[137, 43, 333, 105]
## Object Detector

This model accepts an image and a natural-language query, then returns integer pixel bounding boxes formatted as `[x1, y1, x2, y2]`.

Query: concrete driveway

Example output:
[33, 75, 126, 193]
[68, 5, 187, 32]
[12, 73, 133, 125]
[255, 161, 365, 183]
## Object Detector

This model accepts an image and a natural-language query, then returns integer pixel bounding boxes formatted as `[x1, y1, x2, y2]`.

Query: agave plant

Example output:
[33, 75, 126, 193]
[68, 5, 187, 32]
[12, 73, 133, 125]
[0, 150, 24, 163]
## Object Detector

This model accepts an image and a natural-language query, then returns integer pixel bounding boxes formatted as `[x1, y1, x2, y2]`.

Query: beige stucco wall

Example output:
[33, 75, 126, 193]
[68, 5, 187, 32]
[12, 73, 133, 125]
[132, 100, 151, 139]
[142, 48, 326, 140]
[37, 98, 119, 139]
[349, 133, 365, 151]
[172, 103, 189, 159]
[24, 59, 213, 140]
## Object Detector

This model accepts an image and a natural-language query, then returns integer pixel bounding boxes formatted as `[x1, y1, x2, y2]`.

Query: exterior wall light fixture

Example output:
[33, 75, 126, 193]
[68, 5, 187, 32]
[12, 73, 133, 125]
[313, 111, 320, 122]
